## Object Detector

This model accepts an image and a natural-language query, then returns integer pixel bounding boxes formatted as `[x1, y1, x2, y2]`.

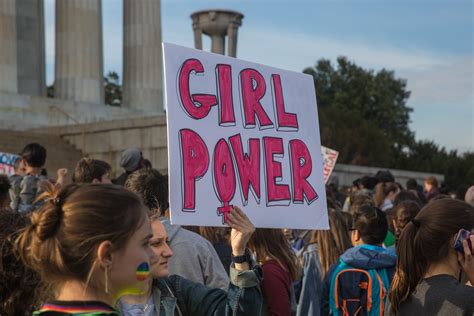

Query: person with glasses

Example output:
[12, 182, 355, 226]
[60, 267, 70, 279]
[321, 205, 397, 316]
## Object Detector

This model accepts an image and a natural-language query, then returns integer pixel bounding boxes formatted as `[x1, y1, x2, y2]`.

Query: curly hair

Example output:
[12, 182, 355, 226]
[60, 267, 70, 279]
[125, 169, 169, 216]
[0, 209, 48, 314]
[0, 175, 11, 208]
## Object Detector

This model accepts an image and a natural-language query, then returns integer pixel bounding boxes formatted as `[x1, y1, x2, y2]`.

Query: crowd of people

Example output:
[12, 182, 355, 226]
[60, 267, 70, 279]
[0, 142, 473, 315]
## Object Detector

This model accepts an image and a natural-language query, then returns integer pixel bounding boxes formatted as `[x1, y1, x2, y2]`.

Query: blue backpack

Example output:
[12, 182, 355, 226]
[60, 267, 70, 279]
[328, 260, 390, 316]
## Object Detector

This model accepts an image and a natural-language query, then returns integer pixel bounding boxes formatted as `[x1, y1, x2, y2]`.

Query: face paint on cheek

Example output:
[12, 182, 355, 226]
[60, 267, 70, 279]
[135, 262, 150, 281]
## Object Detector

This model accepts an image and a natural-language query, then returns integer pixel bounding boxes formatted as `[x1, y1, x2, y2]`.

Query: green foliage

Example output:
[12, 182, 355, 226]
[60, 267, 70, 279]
[104, 71, 122, 106]
[304, 57, 473, 189]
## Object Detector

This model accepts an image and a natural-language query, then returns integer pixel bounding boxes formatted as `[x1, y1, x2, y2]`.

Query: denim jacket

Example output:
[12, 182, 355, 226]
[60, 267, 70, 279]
[296, 243, 323, 316]
[120, 264, 262, 316]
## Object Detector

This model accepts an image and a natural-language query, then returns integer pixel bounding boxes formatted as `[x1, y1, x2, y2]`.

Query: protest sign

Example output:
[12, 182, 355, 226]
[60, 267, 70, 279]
[321, 146, 339, 184]
[0, 152, 19, 176]
[163, 43, 328, 229]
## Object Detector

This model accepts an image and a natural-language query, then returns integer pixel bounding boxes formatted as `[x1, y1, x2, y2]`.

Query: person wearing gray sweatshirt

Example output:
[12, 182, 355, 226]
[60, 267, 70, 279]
[161, 218, 229, 290]
[125, 168, 229, 290]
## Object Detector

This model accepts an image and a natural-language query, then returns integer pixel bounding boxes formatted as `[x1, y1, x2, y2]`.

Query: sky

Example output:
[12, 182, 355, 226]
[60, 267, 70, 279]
[44, 0, 473, 152]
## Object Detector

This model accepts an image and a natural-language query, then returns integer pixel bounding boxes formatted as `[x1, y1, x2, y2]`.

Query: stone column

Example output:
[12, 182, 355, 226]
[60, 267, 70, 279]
[123, 0, 164, 113]
[55, 0, 104, 104]
[227, 18, 242, 58]
[210, 34, 225, 55]
[192, 17, 202, 50]
[16, 0, 46, 96]
[0, 0, 18, 93]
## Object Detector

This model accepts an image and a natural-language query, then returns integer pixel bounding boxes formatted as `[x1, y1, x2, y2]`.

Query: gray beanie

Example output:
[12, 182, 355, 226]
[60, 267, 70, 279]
[120, 148, 142, 172]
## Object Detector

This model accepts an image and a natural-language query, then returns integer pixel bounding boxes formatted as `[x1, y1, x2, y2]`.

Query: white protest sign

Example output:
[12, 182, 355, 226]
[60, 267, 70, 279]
[0, 152, 19, 176]
[321, 146, 339, 184]
[163, 43, 328, 229]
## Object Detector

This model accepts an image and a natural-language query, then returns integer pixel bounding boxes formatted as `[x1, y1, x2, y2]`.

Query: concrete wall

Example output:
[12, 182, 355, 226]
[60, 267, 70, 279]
[331, 163, 444, 188]
[34, 115, 168, 177]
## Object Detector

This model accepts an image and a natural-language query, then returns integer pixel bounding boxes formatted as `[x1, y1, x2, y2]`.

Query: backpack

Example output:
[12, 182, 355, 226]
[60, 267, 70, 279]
[328, 260, 390, 316]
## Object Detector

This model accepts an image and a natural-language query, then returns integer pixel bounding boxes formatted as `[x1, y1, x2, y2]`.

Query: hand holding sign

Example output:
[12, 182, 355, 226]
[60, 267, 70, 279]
[226, 206, 255, 256]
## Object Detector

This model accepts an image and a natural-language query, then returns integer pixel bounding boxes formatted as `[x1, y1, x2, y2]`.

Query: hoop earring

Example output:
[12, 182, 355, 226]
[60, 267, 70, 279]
[105, 266, 109, 294]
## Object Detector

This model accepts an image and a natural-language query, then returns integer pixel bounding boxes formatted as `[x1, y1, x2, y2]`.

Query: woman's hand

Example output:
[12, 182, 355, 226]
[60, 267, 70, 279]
[226, 206, 255, 271]
[457, 235, 474, 286]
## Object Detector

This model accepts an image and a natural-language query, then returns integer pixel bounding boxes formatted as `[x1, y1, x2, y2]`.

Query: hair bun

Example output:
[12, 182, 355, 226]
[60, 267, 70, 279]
[31, 204, 63, 241]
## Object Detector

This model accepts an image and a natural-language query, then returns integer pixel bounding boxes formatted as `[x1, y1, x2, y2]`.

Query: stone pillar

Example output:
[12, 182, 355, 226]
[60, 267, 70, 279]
[210, 34, 225, 55]
[0, 0, 18, 93]
[192, 17, 202, 50]
[55, 0, 104, 104]
[122, 0, 164, 113]
[227, 18, 242, 58]
[16, 0, 46, 96]
[190, 10, 243, 57]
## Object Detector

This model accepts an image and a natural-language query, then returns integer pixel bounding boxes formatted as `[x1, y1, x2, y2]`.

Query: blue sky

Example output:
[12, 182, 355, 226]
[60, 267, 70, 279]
[44, 0, 473, 152]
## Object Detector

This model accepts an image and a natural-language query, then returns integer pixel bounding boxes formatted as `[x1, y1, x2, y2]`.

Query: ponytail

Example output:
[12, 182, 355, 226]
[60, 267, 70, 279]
[389, 220, 426, 314]
[389, 199, 474, 314]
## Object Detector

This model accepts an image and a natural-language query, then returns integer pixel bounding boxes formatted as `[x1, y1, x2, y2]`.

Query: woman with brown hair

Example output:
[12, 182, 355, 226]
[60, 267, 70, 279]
[387, 199, 474, 315]
[16, 183, 155, 315]
[296, 209, 352, 316]
[374, 182, 400, 211]
[0, 208, 48, 315]
[248, 228, 300, 316]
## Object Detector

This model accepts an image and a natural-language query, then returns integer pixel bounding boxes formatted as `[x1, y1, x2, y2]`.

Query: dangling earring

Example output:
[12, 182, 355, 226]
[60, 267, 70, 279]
[104, 265, 109, 294]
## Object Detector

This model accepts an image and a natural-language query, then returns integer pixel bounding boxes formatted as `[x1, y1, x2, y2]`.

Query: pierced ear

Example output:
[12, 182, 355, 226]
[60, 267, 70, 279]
[97, 241, 114, 267]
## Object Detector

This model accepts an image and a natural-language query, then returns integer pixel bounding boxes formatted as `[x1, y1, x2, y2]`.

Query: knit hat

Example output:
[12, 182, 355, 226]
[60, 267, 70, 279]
[465, 186, 474, 206]
[120, 148, 142, 172]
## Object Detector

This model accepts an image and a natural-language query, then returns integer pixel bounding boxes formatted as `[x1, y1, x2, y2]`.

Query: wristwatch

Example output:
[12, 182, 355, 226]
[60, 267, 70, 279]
[231, 248, 252, 264]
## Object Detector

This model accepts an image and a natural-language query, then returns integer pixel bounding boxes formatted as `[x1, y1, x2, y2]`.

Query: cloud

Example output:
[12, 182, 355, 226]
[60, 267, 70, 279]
[400, 57, 474, 106]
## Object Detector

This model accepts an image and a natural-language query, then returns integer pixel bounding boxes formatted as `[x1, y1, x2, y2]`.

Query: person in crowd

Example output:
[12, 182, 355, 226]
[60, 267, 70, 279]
[359, 176, 377, 192]
[348, 191, 373, 214]
[125, 168, 230, 290]
[283, 228, 306, 252]
[387, 199, 474, 315]
[118, 206, 262, 315]
[1, 208, 47, 314]
[374, 182, 400, 211]
[423, 176, 440, 201]
[248, 228, 300, 316]
[199, 226, 232, 275]
[375, 170, 395, 184]
[73, 157, 113, 184]
[465, 185, 474, 206]
[15, 183, 155, 314]
[342, 179, 362, 212]
[297, 209, 352, 316]
[387, 201, 421, 252]
[9, 143, 48, 213]
[115, 148, 146, 186]
[321, 205, 397, 316]
[0, 175, 11, 210]
[393, 189, 422, 206]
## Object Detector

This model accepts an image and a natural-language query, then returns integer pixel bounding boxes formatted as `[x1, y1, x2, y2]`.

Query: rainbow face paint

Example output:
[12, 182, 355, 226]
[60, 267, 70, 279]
[135, 262, 150, 281]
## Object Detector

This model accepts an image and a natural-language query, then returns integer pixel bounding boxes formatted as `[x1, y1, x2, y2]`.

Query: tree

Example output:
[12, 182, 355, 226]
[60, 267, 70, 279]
[104, 71, 122, 106]
[304, 57, 414, 166]
[46, 71, 122, 106]
[303, 57, 473, 189]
